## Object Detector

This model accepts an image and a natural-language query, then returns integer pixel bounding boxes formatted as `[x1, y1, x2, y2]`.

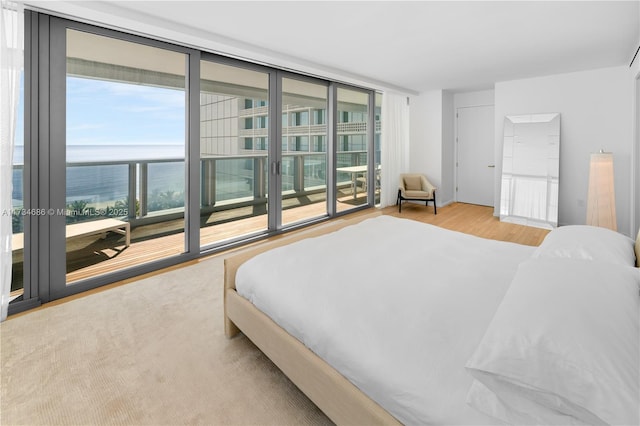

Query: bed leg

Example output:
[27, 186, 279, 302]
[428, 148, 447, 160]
[225, 316, 241, 338]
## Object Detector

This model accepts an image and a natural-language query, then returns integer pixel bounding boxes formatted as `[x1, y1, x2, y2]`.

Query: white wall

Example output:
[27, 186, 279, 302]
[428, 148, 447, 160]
[495, 66, 634, 237]
[409, 90, 443, 192]
[441, 91, 455, 205]
[408, 90, 457, 206]
[454, 90, 494, 109]
[410, 89, 497, 207]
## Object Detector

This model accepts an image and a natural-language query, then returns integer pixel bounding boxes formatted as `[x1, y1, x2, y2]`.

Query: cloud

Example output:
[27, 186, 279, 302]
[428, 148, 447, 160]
[68, 77, 186, 142]
[108, 82, 186, 110]
[67, 123, 105, 131]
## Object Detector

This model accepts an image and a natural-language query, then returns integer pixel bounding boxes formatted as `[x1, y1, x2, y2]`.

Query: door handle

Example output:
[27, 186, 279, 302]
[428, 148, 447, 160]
[271, 161, 281, 175]
[488, 165, 495, 168]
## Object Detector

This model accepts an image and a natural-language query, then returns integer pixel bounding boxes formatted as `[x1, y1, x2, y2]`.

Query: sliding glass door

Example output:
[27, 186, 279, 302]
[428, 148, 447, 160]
[198, 61, 331, 245]
[281, 77, 329, 226]
[63, 29, 188, 285]
[45, 19, 192, 298]
[199, 59, 271, 246]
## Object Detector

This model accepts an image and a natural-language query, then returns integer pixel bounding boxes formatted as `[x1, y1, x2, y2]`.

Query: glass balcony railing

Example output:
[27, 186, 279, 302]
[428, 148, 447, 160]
[10, 150, 376, 235]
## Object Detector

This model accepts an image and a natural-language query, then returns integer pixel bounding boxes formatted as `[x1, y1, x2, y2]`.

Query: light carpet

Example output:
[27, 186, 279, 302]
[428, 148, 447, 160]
[0, 254, 332, 425]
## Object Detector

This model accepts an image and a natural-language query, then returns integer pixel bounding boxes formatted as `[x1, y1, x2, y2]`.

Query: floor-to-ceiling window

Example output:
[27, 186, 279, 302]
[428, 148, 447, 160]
[61, 29, 187, 287]
[9, 11, 377, 311]
[65, 29, 186, 290]
[29, 18, 196, 301]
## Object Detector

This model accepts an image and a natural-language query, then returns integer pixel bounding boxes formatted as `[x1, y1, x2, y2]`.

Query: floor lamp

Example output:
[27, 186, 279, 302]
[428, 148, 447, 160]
[586, 151, 617, 231]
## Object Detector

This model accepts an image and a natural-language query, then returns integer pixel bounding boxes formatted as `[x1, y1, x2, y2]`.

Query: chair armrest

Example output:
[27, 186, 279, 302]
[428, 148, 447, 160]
[420, 176, 436, 195]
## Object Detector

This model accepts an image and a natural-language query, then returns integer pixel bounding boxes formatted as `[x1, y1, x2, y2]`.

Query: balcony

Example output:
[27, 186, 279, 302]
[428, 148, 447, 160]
[10, 151, 376, 297]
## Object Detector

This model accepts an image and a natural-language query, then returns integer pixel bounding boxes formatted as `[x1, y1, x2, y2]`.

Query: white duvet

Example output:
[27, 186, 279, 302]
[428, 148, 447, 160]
[236, 216, 536, 425]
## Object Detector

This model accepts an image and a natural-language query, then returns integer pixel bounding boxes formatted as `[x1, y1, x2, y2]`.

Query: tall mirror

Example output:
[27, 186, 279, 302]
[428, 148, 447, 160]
[500, 113, 560, 229]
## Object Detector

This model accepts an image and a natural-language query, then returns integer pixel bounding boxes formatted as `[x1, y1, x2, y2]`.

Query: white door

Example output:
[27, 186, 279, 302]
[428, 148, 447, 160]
[456, 105, 495, 206]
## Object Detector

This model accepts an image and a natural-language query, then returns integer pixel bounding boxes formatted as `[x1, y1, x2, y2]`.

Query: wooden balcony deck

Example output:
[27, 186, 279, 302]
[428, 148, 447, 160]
[11, 190, 369, 292]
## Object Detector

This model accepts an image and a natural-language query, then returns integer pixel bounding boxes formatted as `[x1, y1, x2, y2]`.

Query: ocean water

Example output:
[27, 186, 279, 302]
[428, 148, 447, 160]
[13, 144, 184, 164]
[11, 144, 330, 213]
[12, 145, 187, 208]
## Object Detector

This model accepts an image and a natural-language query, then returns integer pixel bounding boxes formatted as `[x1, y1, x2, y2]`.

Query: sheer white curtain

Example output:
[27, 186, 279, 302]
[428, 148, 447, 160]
[1, 0, 23, 321]
[379, 91, 410, 207]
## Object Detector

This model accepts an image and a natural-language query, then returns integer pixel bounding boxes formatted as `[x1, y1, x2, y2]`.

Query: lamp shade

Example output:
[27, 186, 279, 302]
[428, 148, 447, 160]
[586, 152, 617, 231]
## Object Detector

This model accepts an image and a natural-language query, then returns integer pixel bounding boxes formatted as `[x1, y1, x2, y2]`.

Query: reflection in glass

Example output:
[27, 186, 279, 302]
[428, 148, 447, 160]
[336, 88, 369, 211]
[281, 78, 328, 226]
[200, 61, 269, 246]
[500, 113, 560, 229]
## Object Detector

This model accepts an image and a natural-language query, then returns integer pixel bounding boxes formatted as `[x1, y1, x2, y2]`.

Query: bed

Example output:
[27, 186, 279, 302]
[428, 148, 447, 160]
[224, 213, 640, 425]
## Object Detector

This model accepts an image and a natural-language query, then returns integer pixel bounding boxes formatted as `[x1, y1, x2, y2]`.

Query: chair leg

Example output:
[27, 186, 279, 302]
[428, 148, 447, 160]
[433, 192, 437, 215]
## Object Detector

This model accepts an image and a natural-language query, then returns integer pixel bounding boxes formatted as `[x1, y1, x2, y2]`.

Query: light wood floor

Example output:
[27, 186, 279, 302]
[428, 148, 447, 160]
[12, 201, 548, 298]
[385, 201, 549, 246]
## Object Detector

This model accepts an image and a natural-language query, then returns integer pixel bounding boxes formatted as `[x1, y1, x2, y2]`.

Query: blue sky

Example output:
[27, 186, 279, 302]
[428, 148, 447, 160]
[13, 76, 186, 164]
[66, 77, 186, 147]
[15, 76, 185, 147]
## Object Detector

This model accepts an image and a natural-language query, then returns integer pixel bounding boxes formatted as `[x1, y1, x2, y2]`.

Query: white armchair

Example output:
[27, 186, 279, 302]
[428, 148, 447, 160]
[397, 173, 437, 214]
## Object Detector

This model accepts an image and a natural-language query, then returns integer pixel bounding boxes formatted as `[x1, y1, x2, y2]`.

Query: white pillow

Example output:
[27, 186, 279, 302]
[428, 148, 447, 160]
[466, 379, 590, 425]
[465, 258, 640, 425]
[533, 225, 636, 267]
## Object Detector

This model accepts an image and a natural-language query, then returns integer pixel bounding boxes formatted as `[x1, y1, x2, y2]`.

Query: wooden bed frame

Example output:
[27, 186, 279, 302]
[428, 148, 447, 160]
[225, 216, 640, 425]
[224, 211, 401, 425]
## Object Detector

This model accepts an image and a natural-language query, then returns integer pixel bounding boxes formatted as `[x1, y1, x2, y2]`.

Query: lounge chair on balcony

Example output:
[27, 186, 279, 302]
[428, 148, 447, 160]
[11, 218, 130, 252]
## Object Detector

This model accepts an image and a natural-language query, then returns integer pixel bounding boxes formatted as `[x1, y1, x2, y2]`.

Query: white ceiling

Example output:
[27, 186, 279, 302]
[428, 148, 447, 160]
[31, 1, 640, 93]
